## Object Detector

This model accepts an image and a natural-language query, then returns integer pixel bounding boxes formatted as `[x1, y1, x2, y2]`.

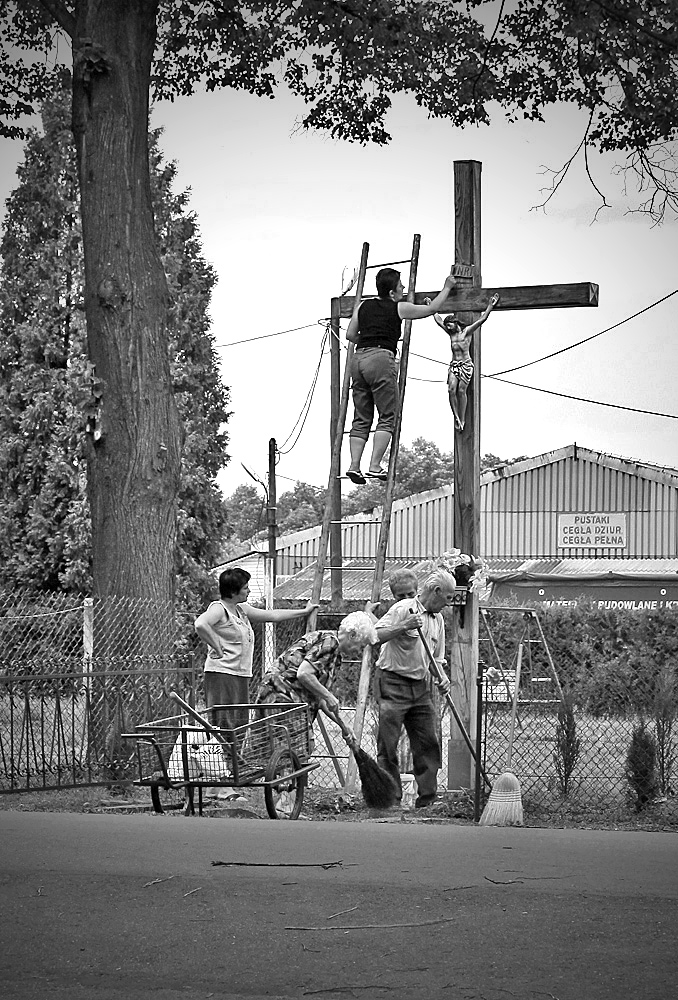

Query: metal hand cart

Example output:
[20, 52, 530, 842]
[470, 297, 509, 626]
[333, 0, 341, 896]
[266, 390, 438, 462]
[123, 697, 318, 820]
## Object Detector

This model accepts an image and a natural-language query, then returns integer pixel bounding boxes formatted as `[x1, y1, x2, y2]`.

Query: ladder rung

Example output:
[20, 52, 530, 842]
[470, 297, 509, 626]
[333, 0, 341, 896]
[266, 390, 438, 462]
[366, 258, 412, 269]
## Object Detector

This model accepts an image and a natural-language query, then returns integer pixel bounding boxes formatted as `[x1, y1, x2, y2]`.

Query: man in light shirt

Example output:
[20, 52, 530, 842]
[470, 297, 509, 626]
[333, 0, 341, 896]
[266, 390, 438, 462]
[374, 570, 455, 808]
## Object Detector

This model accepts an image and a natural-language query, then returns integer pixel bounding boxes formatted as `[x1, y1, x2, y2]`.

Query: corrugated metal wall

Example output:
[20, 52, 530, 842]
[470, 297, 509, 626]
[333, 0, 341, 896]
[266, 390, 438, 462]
[275, 486, 457, 576]
[481, 455, 678, 558]
[274, 450, 678, 571]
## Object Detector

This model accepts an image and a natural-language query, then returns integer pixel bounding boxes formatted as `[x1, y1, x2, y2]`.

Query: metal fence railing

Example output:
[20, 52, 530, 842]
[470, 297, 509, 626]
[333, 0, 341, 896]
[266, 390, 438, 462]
[0, 664, 198, 792]
[1, 592, 676, 818]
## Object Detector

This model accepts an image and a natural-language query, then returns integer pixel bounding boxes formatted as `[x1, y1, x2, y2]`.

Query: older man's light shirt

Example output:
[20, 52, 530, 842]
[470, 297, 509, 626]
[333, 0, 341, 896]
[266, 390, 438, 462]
[375, 598, 445, 680]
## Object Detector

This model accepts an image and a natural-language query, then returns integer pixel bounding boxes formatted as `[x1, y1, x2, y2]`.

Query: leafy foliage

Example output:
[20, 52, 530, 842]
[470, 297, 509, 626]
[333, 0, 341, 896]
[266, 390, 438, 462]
[222, 484, 266, 548]
[625, 722, 659, 810]
[0, 83, 230, 606]
[153, 0, 498, 144]
[0, 82, 89, 592]
[222, 439, 515, 542]
[2, 2, 676, 215]
[277, 481, 326, 534]
[553, 695, 581, 797]
[148, 130, 231, 607]
[489, 599, 678, 719]
[501, 1, 678, 219]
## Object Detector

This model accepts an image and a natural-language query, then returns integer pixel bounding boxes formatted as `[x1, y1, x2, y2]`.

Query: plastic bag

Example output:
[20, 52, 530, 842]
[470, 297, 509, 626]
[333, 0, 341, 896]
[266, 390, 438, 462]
[167, 728, 233, 781]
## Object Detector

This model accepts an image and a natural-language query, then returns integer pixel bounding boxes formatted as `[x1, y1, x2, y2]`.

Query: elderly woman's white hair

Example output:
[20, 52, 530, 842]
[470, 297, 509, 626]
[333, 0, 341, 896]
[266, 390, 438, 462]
[337, 610, 378, 647]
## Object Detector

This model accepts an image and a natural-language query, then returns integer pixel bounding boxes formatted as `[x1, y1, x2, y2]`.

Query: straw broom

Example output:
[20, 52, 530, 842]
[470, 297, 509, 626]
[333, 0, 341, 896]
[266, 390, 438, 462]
[323, 707, 398, 809]
[479, 642, 524, 826]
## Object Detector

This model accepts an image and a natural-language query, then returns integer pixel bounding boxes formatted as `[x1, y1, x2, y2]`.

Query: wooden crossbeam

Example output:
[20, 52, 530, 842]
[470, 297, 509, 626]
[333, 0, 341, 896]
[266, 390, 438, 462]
[334, 281, 598, 319]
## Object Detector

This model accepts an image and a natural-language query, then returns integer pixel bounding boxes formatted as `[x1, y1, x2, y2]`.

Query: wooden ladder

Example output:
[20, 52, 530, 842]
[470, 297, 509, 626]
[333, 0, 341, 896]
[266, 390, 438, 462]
[308, 234, 422, 789]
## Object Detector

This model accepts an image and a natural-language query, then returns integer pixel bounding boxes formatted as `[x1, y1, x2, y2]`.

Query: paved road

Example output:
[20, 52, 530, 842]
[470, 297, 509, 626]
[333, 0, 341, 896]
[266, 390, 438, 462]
[1, 811, 676, 1000]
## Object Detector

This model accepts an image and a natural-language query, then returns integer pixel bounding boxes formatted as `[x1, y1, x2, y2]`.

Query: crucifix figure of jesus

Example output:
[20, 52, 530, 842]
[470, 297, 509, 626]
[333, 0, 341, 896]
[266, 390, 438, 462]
[429, 292, 500, 431]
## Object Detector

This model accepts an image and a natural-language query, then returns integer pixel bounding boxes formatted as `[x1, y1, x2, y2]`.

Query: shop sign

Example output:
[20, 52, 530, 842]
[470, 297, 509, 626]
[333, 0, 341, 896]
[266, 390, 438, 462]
[491, 580, 678, 611]
[557, 512, 626, 548]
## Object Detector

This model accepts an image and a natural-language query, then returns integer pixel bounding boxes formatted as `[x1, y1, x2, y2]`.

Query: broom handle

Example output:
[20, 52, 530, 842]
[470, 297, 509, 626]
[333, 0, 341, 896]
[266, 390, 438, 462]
[322, 706, 359, 751]
[506, 643, 523, 768]
[414, 623, 492, 790]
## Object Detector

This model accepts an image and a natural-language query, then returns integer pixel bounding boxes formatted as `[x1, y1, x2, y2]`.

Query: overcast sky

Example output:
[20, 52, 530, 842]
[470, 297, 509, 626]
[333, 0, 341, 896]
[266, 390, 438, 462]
[1, 84, 677, 503]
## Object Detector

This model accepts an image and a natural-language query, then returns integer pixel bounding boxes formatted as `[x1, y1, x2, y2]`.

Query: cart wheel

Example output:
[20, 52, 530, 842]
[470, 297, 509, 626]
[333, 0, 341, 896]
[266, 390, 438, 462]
[264, 748, 305, 820]
[150, 782, 195, 816]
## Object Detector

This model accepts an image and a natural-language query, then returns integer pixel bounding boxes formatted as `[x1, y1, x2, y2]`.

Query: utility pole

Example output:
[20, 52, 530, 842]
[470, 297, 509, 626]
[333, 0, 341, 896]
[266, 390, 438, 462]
[266, 437, 277, 671]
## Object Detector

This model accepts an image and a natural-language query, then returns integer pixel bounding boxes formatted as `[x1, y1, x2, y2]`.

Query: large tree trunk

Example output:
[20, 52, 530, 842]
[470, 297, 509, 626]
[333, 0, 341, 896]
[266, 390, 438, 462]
[71, 0, 181, 623]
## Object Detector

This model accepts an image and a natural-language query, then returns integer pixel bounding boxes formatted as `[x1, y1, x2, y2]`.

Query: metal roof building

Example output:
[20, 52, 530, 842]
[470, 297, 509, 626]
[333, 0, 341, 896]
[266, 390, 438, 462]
[271, 444, 678, 609]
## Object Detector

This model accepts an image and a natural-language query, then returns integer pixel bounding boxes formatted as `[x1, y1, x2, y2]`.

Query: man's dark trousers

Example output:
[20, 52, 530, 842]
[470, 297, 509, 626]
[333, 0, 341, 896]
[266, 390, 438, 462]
[376, 670, 441, 807]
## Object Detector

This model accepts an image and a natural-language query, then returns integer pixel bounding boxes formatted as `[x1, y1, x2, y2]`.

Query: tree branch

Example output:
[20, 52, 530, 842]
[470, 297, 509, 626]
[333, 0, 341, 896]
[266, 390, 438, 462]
[37, 0, 76, 39]
[591, 0, 678, 53]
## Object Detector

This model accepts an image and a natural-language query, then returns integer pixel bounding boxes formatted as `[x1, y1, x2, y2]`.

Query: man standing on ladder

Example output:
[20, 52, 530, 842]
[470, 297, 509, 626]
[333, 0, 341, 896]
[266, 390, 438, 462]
[345, 266, 457, 484]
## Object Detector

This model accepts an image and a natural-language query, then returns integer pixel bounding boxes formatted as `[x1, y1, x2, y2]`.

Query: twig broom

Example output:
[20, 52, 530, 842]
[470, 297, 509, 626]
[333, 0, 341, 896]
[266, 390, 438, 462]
[479, 642, 524, 826]
[324, 707, 398, 809]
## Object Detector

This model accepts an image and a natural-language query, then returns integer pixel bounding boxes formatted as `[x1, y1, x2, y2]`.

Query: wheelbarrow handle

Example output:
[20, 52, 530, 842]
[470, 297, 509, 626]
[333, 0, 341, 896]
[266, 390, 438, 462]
[168, 691, 228, 746]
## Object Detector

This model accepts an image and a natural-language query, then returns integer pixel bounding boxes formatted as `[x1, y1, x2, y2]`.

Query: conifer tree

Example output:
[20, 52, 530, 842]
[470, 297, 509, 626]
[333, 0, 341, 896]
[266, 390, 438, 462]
[0, 81, 229, 606]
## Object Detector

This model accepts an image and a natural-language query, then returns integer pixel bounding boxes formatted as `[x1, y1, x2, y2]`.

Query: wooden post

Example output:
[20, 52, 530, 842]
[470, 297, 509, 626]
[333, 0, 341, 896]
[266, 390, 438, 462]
[449, 161, 482, 790]
[82, 597, 94, 696]
[265, 438, 277, 672]
[329, 298, 343, 609]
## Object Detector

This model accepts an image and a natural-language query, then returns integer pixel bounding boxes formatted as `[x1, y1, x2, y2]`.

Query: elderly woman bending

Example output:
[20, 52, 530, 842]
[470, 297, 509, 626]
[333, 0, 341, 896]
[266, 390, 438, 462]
[255, 611, 378, 720]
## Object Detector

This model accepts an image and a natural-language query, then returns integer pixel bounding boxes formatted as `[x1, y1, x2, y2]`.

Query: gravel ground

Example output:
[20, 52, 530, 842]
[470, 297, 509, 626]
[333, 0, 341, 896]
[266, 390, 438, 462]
[1, 781, 677, 831]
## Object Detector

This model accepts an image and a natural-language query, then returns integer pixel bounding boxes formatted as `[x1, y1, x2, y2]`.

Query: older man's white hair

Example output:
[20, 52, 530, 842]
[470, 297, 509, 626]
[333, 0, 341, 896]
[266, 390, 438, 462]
[420, 569, 457, 600]
[338, 611, 378, 646]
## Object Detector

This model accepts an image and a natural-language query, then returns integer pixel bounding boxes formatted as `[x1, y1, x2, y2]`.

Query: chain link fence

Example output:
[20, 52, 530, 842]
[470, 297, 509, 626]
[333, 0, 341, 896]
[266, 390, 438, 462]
[1, 592, 676, 817]
[479, 603, 678, 813]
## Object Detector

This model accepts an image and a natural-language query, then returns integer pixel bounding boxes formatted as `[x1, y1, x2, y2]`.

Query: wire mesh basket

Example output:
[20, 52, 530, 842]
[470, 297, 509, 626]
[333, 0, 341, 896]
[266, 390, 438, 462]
[130, 702, 312, 787]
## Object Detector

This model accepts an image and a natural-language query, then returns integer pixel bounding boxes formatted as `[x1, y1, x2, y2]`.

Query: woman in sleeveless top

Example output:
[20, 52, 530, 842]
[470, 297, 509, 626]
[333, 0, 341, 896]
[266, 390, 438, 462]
[194, 567, 317, 730]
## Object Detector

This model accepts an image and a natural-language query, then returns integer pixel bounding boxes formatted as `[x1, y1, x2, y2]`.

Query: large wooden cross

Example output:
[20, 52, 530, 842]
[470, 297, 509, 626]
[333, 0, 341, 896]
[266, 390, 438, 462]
[440, 160, 598, 788]
[335, 160, 598, 788]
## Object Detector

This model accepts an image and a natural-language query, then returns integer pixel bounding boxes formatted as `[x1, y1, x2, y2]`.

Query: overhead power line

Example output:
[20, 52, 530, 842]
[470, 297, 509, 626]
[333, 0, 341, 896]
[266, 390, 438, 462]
[216, 322, 320, 349]
[487, 287, 678, 377]
[484, 374, 678, 419]
[277, 324, 330, 455]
